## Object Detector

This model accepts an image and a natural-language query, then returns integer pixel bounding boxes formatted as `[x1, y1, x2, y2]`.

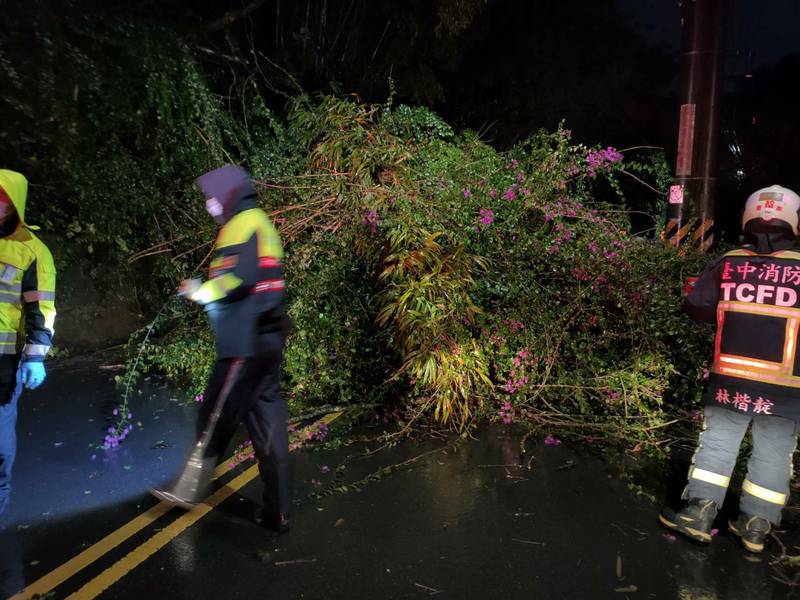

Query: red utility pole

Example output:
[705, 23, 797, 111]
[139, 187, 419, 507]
[665, 0, 728, 251]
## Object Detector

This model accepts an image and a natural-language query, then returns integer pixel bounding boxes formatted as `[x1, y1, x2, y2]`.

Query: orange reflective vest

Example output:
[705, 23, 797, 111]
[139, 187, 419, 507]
[688, 247, 800, 420]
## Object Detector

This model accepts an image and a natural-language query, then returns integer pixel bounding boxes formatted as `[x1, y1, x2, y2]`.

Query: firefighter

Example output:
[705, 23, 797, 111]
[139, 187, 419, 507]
[660, 185, 800, 553]
[0, 169, 56, 515]
[151, 165, 291, 533]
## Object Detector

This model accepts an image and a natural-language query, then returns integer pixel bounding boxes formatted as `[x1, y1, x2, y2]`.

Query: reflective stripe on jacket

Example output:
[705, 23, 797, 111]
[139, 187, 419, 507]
[0, 170, 55, 362]
[195, 207, 284, 358]
[688, 247, 800, 420]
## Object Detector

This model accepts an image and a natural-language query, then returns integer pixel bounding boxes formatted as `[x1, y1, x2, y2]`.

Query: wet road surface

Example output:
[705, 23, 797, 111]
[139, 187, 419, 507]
[2, 355, 800, 599]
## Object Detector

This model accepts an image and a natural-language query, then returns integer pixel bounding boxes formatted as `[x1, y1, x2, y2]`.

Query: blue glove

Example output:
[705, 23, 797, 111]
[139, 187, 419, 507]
[18, 362, 46, 390]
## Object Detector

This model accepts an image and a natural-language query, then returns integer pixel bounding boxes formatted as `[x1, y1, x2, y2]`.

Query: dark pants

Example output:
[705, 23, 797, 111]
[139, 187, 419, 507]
[196, 333, 290, 518]
[0, 355, 22, 514]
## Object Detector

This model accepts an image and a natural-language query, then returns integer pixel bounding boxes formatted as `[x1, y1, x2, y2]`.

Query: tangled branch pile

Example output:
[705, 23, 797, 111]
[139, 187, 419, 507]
[134, 89, 711, 453]
[0, 19, 713, 452]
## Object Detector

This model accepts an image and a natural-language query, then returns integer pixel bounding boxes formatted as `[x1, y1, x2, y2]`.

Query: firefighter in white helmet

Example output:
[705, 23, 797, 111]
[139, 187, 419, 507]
[660, 185, 800, 553]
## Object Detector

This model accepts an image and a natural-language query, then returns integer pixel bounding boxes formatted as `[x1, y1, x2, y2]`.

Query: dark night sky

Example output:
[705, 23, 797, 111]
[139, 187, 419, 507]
[620, 0, 800, 68]
[3, 0, 799, 226]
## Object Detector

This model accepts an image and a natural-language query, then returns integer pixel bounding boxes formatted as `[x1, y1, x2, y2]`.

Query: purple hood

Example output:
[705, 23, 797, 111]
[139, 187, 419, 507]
[195, 165, 257, 223]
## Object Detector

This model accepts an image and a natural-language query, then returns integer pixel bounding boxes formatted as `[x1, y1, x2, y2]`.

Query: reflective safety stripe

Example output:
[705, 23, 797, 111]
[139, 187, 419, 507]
[0, 343, 17, 355]
[0, 332, 17, 343]
[0, 290, 21, 304]
[718, 355, 782, 371]
[0, 282, 22, 293]
[259, 256, 281, 268]
[208, 256, 238, 280]
[23, 290, 55, 303]
[253, 279, 286, 293]
[192, 273, 243, 305]
[725, 249, 800, 260]
[23, 343, 50, 357]
[715, 366, 800, 389]
[742, 479, 786, 505]
[690, 467, 730, 488]
[713, 300, 800, 388]
[718, 300, 800, 319]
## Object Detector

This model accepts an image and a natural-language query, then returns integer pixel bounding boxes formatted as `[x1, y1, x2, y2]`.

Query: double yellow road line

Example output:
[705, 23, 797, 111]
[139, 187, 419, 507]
[9, 411, 343, 600]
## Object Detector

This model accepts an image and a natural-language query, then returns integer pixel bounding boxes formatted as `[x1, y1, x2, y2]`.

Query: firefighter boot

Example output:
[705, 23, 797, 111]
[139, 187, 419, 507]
[659, 498, 717, 543]
[254, 508, 290, 535]
[728, 513, 771, 553]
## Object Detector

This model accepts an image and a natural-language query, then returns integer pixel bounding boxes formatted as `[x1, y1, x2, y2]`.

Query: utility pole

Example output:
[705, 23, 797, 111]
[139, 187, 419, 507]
[665, 0, 728, 251]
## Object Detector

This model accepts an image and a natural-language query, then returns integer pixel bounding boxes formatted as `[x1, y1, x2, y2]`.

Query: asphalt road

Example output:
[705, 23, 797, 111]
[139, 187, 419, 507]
[1, 355, 798, 599]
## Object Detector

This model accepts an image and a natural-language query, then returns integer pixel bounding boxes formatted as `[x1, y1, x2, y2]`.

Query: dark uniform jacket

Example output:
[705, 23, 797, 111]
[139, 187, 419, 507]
[688, 245, 800, 421]
[194, 167, 286, 359]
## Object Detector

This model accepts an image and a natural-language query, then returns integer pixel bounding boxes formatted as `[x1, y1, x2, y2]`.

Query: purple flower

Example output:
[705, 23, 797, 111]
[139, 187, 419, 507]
[586, 147, 624, 178]
[463, 188, 472, 198]
[503, 188, 516, 201]
[195, 394, 204, 403]
[362, 210, 379, 234]
[544, 433, 562, 446]
[112, 409, 118, 416]
[312, 422, 329, 442]
[489, 188, 498, 199]
[478, 208, 494, 226]
[498, 400, 515, 425]
[603, 250, 619, 261]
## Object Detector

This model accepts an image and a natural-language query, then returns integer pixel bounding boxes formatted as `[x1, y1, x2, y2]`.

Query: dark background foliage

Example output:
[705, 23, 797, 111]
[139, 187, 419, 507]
[0, 1, 796, 444]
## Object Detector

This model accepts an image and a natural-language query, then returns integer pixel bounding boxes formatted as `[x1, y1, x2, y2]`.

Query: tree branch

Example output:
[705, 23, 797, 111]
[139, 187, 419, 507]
[209, 0, 271, 31]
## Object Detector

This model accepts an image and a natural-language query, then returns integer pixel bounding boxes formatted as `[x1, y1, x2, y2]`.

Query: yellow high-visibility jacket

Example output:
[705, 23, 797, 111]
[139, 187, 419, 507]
[192, 202, 285, 358]
[0, 170, 56, 362]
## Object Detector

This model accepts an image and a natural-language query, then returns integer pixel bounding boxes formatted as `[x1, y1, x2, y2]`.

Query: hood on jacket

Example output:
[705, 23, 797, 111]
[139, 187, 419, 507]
[0, 169, 28, 224]
[195, 165, 257, 224]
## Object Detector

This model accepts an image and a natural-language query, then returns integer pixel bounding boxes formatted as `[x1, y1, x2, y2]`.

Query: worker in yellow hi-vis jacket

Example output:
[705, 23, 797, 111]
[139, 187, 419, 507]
[0, 169, 56, 515]
[151, 165, 291, 535]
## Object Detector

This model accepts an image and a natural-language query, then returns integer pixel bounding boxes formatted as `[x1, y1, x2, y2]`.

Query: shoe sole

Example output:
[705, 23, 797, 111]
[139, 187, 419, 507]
[658, 513, 712, 543]
[149, 488, 199, 511]
[728, 520, 765, 553]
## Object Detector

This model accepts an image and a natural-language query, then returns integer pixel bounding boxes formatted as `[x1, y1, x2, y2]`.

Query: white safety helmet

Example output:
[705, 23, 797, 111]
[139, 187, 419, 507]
[742, 185, 800, 235]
